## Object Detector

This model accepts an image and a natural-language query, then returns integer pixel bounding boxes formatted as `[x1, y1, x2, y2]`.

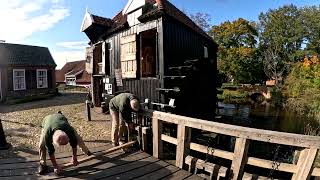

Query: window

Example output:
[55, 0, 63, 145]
[204, 46, 208, 58]
[13, 69, 26, 91]
[37, 69, 48, 88]
[66, 77, 76, 86]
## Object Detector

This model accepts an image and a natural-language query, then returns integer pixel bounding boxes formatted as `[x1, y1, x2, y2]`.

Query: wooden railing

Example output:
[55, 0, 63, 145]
[145, 110, 320, 180]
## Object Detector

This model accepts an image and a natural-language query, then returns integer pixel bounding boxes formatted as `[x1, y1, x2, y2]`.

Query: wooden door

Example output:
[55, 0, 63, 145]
[120, 35, 137, 78]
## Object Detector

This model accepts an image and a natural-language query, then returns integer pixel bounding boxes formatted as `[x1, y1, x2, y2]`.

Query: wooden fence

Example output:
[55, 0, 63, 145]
[141, 110, 320, 180]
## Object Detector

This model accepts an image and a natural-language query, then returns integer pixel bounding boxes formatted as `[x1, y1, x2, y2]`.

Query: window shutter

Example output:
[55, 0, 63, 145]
[120, 35, 137, 78]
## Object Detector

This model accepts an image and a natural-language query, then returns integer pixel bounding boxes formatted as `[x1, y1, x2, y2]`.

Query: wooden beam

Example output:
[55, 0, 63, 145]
[189, 142, 233, 160]
[152, 117, 163, 159]
[161, 134, 177, 145]
[292, 148, 318, 180]
[230, 137, 250, 180]
[152, 111, 320, 148]
[176, 125, 190, 168]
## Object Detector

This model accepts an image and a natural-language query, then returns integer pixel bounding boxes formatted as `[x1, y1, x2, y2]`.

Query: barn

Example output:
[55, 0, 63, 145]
[81, 0, 218, 119]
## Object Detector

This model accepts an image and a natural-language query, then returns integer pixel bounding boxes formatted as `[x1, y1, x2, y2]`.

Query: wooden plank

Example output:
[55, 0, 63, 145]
[62, 141, 136, 168]
[247, 156, 296, 173]
[292, 148, 318, 180]
[151, 111, 320, 148]
[0, 147, 129, 177]
[74, 156, 158, 179]
[134, 164, 180, 180]
[0, 143, 113, 165]
[57, 151, 150, 179]
[120, 34, 136, 44]
[161, 169, 193, 180]
[107, 159, 169, 179]
[153, 117, 163, 159]
[176, 125, 190, 168]
[190, 142, 234, 160]
[161, 134, 177, 145]
[230, 137, 250, 180]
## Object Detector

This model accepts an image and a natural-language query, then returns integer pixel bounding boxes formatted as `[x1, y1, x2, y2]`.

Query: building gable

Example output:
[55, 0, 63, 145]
[123, 0, 146, 15]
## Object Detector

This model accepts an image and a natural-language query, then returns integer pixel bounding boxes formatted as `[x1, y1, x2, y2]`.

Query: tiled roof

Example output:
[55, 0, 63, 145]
[0, 43, 56, 66]
[91, 14, 114, 27]
[56, 60, 91, 83]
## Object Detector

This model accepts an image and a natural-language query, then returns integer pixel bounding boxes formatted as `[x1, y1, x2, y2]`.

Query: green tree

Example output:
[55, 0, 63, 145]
[210, 18, 264, 83]
[259, 4, 305, 62]
[300, 6, 320, 54]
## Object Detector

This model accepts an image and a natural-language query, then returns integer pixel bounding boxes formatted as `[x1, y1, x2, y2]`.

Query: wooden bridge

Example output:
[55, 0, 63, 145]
[2, 110, 320, 179]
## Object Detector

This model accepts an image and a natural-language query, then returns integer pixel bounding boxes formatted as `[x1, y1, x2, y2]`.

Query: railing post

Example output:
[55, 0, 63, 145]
[152, 117, 163, 158]
[142, 127, 150, 152]
[85, 100, 91, 121]
[292, 148, 318, 180]
[176, 124, 191, 168]
[230, 137, 250, 180]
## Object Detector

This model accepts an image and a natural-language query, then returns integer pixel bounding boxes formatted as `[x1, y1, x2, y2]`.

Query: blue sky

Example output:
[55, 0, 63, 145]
[0, 0, 319, 69]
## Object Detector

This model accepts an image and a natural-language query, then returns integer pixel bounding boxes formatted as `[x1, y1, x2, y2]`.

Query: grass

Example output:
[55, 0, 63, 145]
[218, 89, 250, 104]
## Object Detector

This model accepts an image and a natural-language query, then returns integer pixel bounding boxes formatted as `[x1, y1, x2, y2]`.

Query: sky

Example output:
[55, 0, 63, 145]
[0, 0, 319, 69]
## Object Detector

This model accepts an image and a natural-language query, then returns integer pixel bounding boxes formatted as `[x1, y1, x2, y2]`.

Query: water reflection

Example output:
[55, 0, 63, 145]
[217, 101, 319, 134]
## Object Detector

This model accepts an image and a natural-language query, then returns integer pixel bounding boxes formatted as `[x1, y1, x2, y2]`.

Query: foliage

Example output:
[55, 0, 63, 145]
[210, 18, 265, 83]
[300, 6, 320, 54]
[259, 4, 305, 62]
[284, 56, 320, 120]
[210, 18, 258, 48]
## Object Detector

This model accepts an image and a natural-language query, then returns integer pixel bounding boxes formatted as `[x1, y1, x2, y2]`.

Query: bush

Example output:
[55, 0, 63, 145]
[284, 61, 320, 120]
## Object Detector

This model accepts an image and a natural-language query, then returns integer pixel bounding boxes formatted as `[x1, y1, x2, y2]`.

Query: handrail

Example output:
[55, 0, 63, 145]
[144, 110, 320, 180]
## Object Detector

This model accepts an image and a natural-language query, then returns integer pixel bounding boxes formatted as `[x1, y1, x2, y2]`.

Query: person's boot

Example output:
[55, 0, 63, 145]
[38, 164, 48, 175]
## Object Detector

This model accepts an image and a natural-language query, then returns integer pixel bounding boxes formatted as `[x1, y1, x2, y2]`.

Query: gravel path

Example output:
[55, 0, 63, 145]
[0, 92, 111, 159]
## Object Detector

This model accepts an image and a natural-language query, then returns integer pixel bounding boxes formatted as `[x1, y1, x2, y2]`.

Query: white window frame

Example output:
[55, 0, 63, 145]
[37, 69, 48, 89]
[66, 77, 76, 86]
[13, 69, 26, 91]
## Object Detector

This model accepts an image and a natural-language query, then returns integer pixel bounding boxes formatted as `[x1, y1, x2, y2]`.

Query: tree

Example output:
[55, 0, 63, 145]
[263, 47, 288, 89]
[259, 4, 305, 62]
[300, 6, 320, 54]
[187, 12, 212, 32]
[209, 18, 258, 48]
[210, 18, 264, 83]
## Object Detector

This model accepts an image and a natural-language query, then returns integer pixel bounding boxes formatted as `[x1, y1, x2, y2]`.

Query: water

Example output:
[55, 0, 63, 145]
[217, 101, 319, 134]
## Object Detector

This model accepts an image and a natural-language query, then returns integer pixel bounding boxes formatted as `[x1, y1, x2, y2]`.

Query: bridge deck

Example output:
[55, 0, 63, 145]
[0, 144, 202, 180]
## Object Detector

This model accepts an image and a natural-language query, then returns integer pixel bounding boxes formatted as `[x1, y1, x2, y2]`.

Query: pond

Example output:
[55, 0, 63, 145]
[216, 101, 319, 134]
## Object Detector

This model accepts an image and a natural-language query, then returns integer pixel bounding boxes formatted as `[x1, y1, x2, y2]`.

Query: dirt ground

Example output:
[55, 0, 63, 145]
[0, 92, 112, 159]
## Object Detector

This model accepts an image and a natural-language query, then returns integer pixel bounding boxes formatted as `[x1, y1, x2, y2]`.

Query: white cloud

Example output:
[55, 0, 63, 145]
[51, 50, 85, 69]
[0, 0, 69, 42]
[56, 41, 89, 50]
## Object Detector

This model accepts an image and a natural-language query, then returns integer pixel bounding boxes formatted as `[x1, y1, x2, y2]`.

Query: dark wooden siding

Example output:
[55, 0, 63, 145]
[122, 78, 160, 102]
[6, 66, 56, 99]
[103, 19, 162, 102]
[162, 16, 217, 71]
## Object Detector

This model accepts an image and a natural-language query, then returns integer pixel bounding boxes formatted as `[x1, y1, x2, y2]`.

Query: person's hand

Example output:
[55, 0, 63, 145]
[53, 165, 62, 175]
[71, 156, 79, 166]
